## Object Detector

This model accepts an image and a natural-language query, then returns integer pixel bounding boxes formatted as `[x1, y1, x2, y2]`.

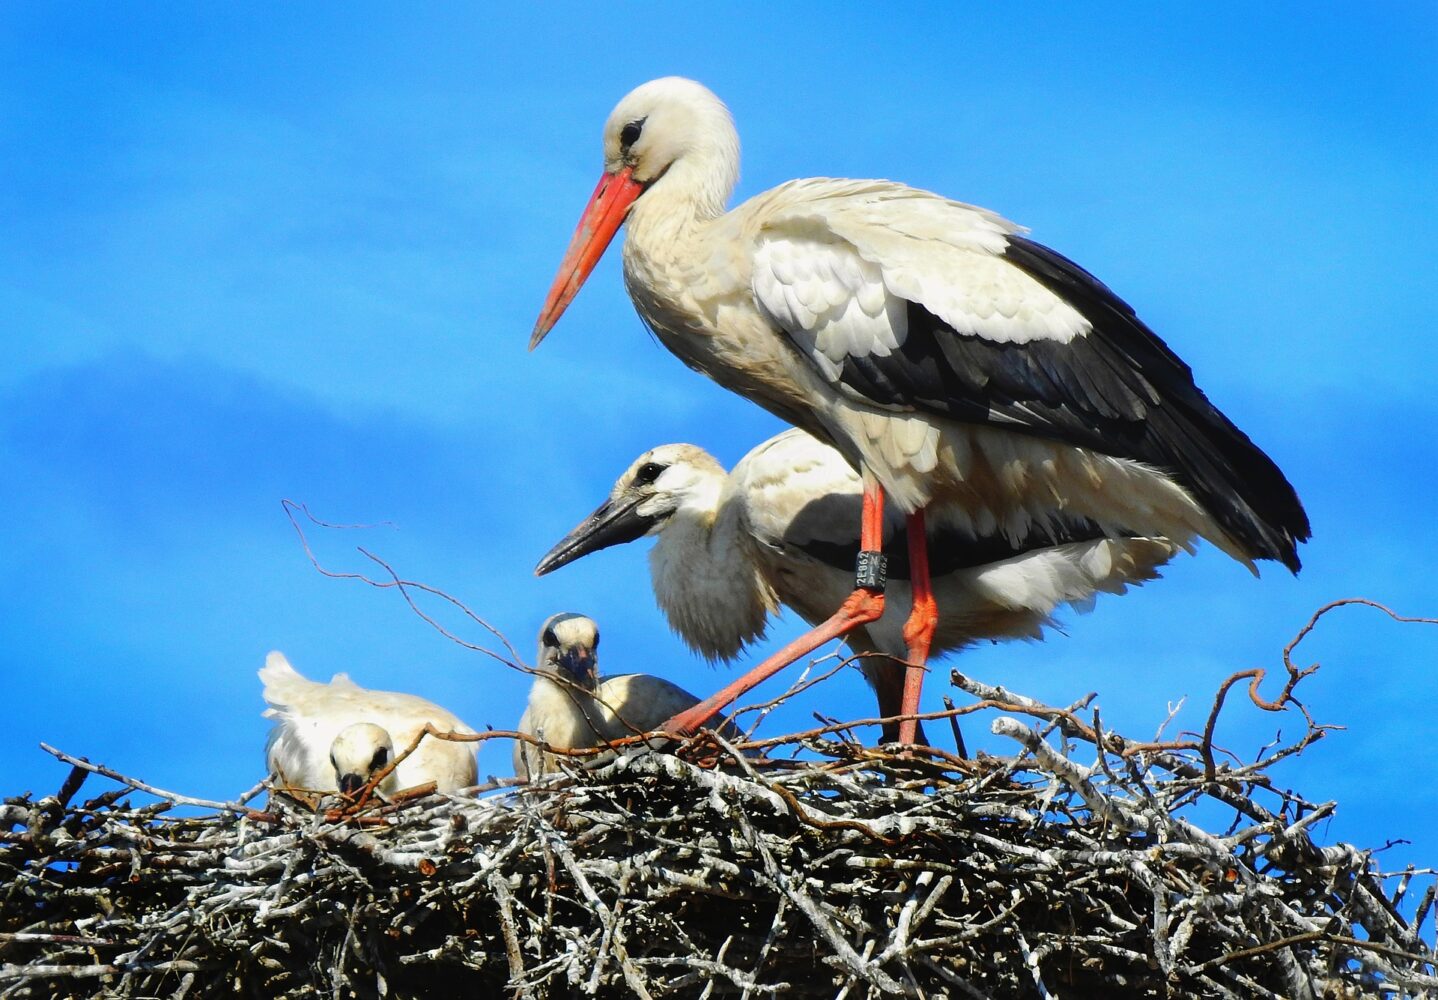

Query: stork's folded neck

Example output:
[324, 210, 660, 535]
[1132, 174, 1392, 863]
[648, 486, 777, 663]
[529, 673, 607, 740]
[625, 156, 729, 262]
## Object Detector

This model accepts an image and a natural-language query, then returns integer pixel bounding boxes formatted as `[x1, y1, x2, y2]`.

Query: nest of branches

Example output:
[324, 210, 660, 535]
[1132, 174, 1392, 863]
[3, 603, 1437, 999]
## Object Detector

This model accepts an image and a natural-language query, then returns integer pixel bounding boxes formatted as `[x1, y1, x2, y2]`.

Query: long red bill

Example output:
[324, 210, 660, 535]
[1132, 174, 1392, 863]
[530, 166, 644, 349]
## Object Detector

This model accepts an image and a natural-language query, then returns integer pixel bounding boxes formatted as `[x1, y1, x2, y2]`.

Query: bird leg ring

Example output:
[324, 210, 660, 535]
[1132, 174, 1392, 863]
[855, 549, 888, 590]
[661, 481, 889, 735]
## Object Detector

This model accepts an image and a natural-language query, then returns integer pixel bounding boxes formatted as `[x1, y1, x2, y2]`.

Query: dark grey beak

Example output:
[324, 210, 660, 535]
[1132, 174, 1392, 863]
[535, 493, 656, 576]
[558, 644, 598, 688]
[338, 772, 364, 796]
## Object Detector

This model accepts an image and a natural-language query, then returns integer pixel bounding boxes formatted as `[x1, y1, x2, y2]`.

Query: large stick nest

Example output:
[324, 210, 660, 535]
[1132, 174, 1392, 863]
[5, 646, 1438, 1000]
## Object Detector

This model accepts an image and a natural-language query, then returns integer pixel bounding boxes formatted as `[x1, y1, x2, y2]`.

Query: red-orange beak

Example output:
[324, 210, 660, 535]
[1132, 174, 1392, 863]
[530, 166, 644, 350]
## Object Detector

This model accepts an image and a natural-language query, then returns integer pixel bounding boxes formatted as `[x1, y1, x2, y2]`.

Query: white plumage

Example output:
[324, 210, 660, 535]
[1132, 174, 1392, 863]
[515, 614, 730, 779]
[537, 429, 1179, 742]
[261, 652, 477, 796]
[531, 77, 1308, 742]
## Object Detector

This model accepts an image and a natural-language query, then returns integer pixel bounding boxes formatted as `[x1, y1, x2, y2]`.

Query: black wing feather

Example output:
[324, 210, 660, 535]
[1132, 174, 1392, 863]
[784, 494, 1113, 580]
[821, 235, 1310, 571]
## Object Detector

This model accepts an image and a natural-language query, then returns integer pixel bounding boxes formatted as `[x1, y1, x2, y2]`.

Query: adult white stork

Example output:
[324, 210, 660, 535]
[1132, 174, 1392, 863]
[536, 429, 1180, 743]
[530, 77, 1310, 745]
[515, 613, 732, 779]
[261, 652, 478, 796]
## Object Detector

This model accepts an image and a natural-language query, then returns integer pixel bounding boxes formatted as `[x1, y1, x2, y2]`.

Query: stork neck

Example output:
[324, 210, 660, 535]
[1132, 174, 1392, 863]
[649, 485, 775, 661]
[652, 479, 725, 562]
[532, 673, 603, 736]
[626, 157, 729, 254]
[537, 673, 598, 705]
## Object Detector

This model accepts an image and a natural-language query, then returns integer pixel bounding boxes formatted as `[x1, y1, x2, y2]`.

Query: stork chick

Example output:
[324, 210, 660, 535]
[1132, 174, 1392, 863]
[261, 652, 477, 797]
[515, 613, 735, 778]
[328, 722, 396, 797]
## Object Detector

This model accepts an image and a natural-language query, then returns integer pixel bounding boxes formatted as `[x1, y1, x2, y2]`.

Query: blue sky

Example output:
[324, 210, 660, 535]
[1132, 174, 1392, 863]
[3, 5, 1436, 872]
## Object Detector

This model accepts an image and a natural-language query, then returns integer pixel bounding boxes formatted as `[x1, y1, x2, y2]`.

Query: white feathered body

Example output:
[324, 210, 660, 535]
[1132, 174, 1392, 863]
[624, 175, 1242, 564]
[514, 674, 608, 779]
[261, 653, 477, 794]
[514, 672, 731, 779]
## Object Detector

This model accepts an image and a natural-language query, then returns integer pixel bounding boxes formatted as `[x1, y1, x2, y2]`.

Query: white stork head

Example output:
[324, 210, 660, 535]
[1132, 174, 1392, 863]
[536, 612, 602, 691]
[535, 444, 724, 576]
[531, 77, 739, 348]
[600, 77, 739, 191]
[329, 722, 394, 797]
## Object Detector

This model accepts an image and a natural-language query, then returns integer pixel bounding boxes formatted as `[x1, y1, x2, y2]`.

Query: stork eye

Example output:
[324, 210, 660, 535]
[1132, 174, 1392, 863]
[634, 462, 665, 485]
[542, 628, 558, 647]
[620, 118, 645, 149]
[370, 746, 389, 770]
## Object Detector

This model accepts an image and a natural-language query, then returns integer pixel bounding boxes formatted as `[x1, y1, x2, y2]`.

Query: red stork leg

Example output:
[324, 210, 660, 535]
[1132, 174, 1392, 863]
[661, 478, 889, 735]
[898, 507, 938, 745]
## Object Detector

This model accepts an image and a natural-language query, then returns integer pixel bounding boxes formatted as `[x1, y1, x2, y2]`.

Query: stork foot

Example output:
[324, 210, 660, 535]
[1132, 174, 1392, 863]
[899, 606, 937, 744]
[896, 652, 933, 746]
[871, 656, 931, 747]
[897, 508, 939, 746]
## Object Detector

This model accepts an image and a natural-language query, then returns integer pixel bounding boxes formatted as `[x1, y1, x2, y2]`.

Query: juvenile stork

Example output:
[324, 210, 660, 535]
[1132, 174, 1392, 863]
[530, 77, 1310, 744]
[261, 652, 478, 796]
[515, 613, 730, 779]
[536, 429, 1180, 743]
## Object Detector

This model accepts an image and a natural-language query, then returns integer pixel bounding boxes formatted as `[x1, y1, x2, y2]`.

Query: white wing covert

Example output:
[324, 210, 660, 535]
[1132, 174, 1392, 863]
[751, 181, 1089, 389]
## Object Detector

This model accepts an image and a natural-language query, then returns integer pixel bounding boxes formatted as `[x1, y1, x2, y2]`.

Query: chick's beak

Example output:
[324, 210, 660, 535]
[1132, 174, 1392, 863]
[558, 645, 597, 687]
[535, 492, 655, 576]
